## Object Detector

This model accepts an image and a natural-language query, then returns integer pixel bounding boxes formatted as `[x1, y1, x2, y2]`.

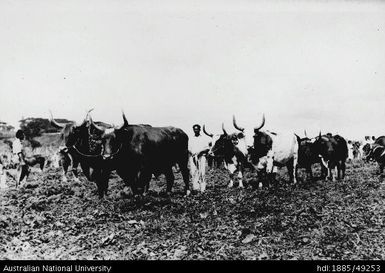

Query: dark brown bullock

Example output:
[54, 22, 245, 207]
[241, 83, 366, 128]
[202, 125, 224, 169]
[16, 155, 46, 187]
[374, 136, 385, 146]
[312, 133, 348, 181]
[362, 136, 385, 162]
[49, 110, 112, 183]
[296, 136, 318, 181]
[94, 113, 190, 199]
[295, 131, 326, 181]
[364, 143, 385, 175]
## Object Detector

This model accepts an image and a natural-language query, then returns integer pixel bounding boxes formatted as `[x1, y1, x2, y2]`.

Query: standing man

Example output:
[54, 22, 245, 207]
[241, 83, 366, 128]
[188, 124, 210, 193]
[347, 140, 354, 162]
[12, 130, 29, 187]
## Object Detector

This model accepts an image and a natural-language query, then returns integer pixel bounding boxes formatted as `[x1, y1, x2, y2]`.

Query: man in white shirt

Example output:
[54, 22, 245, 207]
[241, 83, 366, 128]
[12, 130, 29, 187]
[188, 124, 210, 193]
[347, 140, 354, 161]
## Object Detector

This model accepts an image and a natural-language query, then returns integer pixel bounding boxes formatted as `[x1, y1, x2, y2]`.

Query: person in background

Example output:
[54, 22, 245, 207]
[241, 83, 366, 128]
[364, 136, 371, 145]
[347, 140, 354, 162]
[188, 124, 210, 193]
[12, 130, 30, 187]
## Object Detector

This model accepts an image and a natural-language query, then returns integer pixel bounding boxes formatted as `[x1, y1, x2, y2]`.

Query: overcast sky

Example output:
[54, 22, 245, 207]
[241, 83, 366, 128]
[1, 0, 385, 140]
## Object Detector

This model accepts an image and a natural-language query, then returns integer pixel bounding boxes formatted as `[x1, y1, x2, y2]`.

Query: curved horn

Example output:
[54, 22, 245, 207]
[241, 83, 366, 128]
[254, 114, 265, 131]
[202, 125, 213, 138]
[90, 117, 105, 134]
[122, 111, 129, 127]
[49, 110, 67, 129]
[222, 123, 228, 135]
[304, 130, 308, 138]
[295, 133, 301, 143]
[85, 108, 94, 121]
[232, 115, 244, 132]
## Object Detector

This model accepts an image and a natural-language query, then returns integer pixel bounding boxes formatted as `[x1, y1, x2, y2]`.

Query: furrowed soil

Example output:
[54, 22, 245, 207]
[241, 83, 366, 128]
[1, 161, 385, 260]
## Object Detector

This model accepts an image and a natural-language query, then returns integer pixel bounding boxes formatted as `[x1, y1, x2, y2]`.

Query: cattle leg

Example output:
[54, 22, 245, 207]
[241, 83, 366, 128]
[179, 160, 191, 196]
[267, 172, 276, 188]
[227, 163, 237, 188]
[306, 166, 313, 182]
[72, 161, 80, 183]
[39, 158, 45, 172]
[320, 164, 327, 180]
[328, 162, 337, 181]
[61, 155, 71, 183]
[137, 171, 152, 197]
[165, 168, 175, 196]
[237, 171, 244, 188]
[79, 162, 88, 180]
[96, 170, 109, 199]
[338, 161, 346, 180]
[287, 161, 294, 184]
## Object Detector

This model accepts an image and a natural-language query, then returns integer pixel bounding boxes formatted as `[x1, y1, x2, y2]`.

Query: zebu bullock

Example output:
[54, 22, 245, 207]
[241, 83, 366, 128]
[373, 136, 385, 147]
[363, 136, 385, 166]
[94, 113, 190, 199]
[312, 133, 348, 181]
[202, 125, 224, 169]
[364, 143, 385, 175]
[233, 115, 299, 186]
[209, 122, 249, 188]
[49, 110, 113, 183]
[295, 131, 322, 181]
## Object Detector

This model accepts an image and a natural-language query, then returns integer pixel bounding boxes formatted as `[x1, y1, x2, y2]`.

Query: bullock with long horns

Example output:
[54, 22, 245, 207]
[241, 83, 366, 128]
[233, 114, 299, 186]
[93, 112, 190, 199]
[49, 109, 112, 183]
[208, 122, 249, 188]
[295, 130, 322, 181]
[202, 125, 225, 169]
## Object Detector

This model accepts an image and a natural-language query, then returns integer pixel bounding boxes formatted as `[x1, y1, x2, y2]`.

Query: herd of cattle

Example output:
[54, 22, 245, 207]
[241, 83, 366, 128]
[0, 111, 384, 201]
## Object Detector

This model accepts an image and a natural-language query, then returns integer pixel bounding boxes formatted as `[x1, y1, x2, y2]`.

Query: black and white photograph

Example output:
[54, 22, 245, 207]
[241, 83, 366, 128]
[1, 0, 385, 264]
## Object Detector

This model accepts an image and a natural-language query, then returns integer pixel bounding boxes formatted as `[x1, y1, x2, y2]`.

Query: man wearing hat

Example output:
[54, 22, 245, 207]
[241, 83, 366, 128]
[188, 124, 210, 193]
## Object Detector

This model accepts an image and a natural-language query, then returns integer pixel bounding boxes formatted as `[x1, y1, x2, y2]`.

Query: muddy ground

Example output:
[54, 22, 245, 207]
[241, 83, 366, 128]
[1, 160, 385, 260]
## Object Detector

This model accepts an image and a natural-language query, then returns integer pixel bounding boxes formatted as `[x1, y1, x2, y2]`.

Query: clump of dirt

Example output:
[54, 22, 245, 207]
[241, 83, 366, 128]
[1, 162, 385, 260]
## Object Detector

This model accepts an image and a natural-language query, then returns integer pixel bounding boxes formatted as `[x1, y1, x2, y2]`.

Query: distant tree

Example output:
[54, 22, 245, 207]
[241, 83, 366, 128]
[0, 121, 15, 139]
[0, 121, 15, 132]
[3, 139, 13, 149]
[18, 117, 72, 139]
